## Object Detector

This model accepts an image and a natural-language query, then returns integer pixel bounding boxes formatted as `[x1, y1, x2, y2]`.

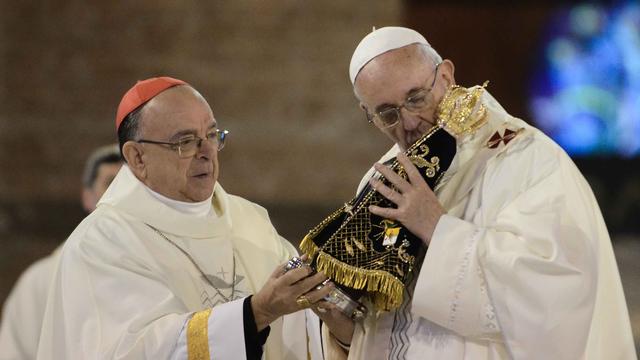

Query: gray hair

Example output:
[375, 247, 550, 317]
[418, 43, 443, 65]
[117, 105, 145, 162]
[82, 144, 122, 188]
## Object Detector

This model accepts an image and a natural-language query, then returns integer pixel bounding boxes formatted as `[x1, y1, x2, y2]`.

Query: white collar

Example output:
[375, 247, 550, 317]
[144, 186, 214, 218]
[98, 165, 232, 239]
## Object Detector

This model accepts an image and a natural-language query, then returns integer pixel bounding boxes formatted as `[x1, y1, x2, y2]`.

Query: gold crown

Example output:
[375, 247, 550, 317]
[437, 81, 489, 137]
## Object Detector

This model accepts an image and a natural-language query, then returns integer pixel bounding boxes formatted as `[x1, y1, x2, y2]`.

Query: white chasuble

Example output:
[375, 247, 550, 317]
[323, 92, 636, 359]
[0, 248, 60, 360]
[36, 166, 322, 360]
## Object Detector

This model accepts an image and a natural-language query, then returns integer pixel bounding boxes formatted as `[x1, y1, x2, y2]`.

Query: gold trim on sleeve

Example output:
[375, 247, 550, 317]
[187, 308, 212, 360]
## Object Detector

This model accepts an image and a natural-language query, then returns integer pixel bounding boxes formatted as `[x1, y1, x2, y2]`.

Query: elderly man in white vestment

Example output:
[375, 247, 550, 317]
[315, 27, 637, 359]
[0, 144, 122, 360]
[36, 77, 329, 360]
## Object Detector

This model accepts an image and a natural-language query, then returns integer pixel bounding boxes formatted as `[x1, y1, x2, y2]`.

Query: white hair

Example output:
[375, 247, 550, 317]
[419, 43, 443, 66]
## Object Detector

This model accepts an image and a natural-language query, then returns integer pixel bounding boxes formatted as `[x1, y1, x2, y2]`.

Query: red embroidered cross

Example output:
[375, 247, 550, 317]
[487, 128, 519, 149]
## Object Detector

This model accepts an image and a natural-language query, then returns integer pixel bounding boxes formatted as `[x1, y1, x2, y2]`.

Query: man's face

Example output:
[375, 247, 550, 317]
[354, 45, 453, 150]
[137, 86, 220, 202]
[93, 162, 122, 199]
[82, 161, 122, 212]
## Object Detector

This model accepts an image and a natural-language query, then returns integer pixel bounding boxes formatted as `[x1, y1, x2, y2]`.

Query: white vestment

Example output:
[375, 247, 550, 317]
[36, 166, 322, 360]
[0, 249, 60, 360]
[323, 92, 636, 359]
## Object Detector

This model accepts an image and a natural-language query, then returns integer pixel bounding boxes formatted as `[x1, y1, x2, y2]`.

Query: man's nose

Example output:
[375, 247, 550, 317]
[196, 138, 216, 159]
[400, 108, 421, 131]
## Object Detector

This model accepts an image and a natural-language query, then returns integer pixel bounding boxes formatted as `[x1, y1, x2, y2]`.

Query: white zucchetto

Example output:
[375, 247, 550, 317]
[349, 26, 431, 84]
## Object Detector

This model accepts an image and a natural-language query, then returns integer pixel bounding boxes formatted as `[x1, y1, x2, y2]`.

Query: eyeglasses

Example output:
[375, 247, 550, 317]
[365, 62, 442, 129]
[137, 129, 229, 158]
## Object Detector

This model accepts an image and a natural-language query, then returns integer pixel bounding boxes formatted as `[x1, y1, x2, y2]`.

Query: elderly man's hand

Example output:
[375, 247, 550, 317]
[368, 153, 445, 246]
[251, 261, 333, 331]
[311, 299, 355, 347]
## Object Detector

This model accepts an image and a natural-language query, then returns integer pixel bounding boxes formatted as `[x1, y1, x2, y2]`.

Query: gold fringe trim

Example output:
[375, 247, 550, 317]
[311, 250, 404, 311]
[187, 308, 212, 360]
[299, 234, 319, 257]
[297, 185, 409, 311]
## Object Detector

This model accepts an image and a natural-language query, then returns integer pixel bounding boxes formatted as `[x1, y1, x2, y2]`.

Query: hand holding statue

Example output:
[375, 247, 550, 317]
[251, 258, 333, 331]
[368, 153, 445, 246]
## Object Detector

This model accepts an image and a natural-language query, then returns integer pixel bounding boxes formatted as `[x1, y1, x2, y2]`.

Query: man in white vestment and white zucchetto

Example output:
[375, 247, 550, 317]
[315, 26, 636, 360]
[35, 77, 330, 360]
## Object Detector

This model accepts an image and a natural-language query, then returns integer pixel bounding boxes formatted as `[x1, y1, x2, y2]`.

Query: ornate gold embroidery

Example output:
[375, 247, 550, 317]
[299, 83, 491, 312]
[408, 144, 441, 178]
[187, 308, 212, 360]
[344, 203, 354, 216]
[300, 237, 405, 310]
[437, 81, 489, 137]
[345, 238, 355, 256]
[397, 240, 415, 265]
[372, 219, 395, 244]
[352, 237, 367, 252]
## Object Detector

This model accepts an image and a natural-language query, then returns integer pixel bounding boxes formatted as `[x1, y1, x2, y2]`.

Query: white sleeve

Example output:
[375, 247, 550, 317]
[170, 299, 246, 360]
[355, 144, 400, 195]
[0, 255, 56, 360]
[412, 145, 600, 359]
[36, 219, 246, 360]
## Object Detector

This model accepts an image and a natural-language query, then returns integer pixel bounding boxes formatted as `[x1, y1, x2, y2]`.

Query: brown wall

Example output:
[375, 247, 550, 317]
[0, 0, 402, 315]
[0, 1, 402, 206]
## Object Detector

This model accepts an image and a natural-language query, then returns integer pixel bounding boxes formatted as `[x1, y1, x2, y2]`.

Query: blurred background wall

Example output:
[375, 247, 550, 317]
[1, 0, 638, 352]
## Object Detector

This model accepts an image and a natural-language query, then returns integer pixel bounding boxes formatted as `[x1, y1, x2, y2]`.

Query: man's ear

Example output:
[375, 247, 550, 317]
[359, 102, 373, 122]
[81, 188, 97, 213]
[122, 141, 146, 179]
[439, 59, 456, 88]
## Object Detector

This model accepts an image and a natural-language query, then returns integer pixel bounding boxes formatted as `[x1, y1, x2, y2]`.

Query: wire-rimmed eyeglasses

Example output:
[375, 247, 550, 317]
[137, 129, 229, 158]
[365, 62, 442, 129]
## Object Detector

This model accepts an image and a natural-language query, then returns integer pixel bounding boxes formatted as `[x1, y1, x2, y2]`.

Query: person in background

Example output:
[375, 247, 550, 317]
[0, 144, 123, 360]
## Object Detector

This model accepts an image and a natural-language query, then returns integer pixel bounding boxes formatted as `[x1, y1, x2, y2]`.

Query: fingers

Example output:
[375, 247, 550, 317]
[313, 300, 336, 310]
[397, 153, 427, 187]
[374, 162, 411, 193]
[295, 278, 333, 310]
[275, 254, 312, 281]
[293, 271, 328, 295]
[304, 281, 334, 304]
[271, 260, 291, 279]
[369, 204, 399, 221]
[369, 178, 402, 205]
[311, 300, 336, 316]
[279, 266, 313, 285]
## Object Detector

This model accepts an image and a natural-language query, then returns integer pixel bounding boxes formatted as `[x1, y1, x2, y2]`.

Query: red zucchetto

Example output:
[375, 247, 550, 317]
[115, 76, 187, 131]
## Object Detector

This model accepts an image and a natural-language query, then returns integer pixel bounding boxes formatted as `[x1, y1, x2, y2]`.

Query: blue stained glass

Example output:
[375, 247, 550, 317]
[529, 1, 640, 157]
